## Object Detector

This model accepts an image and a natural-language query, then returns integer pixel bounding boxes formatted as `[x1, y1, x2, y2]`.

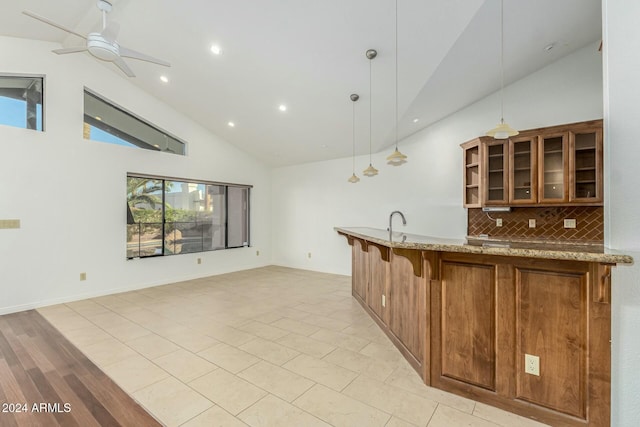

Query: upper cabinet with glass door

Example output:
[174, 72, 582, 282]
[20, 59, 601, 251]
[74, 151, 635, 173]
[461, 120, 603, 208]
[538, 132, 568, 203]
[509, 136, 537, 204]
[569, 125, 603, 204]
[483, 140, 509, 205]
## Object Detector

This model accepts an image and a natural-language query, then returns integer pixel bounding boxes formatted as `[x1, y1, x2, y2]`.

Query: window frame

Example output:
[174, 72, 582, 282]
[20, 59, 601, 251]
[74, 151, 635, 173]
[84, 87, 187, 155]
[0, 73, 46, 132]
[127, 173, 252, 259]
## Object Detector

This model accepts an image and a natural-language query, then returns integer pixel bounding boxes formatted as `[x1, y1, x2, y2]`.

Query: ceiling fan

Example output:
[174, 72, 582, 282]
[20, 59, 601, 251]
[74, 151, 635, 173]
[23, 0, 170, 77]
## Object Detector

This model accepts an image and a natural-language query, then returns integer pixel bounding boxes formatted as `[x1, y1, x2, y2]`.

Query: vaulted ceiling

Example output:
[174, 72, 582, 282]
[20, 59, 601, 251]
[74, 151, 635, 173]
[1, 0, 601, 166]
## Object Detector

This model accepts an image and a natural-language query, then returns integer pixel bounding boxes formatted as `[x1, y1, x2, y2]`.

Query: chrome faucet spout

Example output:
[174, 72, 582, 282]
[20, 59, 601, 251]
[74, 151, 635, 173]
[389, 210, 407, 241]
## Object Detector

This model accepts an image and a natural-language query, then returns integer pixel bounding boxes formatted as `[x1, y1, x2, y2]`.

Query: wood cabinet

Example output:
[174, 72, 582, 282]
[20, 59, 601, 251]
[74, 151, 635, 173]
[388, 249, 426, 371]
[351, 239, 389, 324]
[431, 253, 611, 426]
[341, 231, 614, 426]
[352, 238, 369, 301]
[461, 138, 483, 208]
[367, 244, 388, 323]
[509, 136, 538, 204]
[569, 124, 603, 203]
[461, 120, 603, 207]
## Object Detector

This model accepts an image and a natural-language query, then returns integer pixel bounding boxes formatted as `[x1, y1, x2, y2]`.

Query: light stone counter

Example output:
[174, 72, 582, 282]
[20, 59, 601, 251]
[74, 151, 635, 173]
[335, 227, 633, 265]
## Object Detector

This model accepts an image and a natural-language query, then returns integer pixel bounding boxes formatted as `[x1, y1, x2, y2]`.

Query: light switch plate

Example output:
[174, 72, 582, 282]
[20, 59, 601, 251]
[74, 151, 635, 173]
[0, 219, 20, 229]
[496, 218, 503, 227]
[564, 218, 577, 229]
[528, 219, 536, 228]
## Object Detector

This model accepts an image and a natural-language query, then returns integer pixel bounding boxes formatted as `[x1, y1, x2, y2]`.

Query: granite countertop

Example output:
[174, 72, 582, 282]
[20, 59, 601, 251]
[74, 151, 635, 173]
[335, 227, 634, 265]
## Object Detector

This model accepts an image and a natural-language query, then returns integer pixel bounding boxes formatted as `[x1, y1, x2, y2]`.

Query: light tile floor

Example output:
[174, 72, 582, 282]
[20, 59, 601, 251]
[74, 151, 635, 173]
[38, 266, 549, 427]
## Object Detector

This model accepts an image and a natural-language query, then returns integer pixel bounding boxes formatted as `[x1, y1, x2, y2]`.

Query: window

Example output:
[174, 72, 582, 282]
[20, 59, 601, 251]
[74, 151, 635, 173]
[127, 175, 250, 258]
[0, 75, 44, 131]
[84, 89, 186, 155]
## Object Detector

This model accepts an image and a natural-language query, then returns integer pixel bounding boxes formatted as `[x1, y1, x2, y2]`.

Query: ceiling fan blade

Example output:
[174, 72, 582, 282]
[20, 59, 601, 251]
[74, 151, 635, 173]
[120, 46, 171, 67]
[114, 57, 136, 78]
[22, 11, 87, 40]
[52, 46, 88, 55]
[101, 21, 120, 42]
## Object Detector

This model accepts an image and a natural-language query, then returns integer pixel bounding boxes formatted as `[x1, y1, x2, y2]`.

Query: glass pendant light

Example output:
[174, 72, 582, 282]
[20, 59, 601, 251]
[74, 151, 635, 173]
[363, 49, 379, 177]
[387, 0, 407, 165]
[486, 0, 518, 140]
[348, 93, 360, 183]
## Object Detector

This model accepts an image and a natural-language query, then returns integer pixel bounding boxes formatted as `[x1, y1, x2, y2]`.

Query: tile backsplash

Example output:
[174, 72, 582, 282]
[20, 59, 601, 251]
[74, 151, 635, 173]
[467, 206, 603, 243]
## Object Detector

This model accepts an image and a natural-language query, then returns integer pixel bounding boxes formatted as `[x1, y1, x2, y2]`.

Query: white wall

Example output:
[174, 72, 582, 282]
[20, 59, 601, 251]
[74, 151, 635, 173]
[0, 36, 271, 314]
[603, 1, 640, 425]
[271, 42, 603, 274]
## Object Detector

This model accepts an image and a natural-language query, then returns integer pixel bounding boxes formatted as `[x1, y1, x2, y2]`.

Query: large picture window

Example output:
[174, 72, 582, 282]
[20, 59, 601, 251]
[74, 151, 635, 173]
[127, 175, 250, 258]
[0, 75, 44, 131]
[84, 89, 186, 155]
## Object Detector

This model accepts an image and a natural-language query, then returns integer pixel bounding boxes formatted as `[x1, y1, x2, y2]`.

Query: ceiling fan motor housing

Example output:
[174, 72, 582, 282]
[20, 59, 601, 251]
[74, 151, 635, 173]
[87, 33, 119, 62]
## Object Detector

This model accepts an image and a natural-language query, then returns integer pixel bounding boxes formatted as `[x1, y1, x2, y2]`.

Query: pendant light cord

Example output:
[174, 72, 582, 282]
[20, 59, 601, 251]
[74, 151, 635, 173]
[369, 57, 373, 165]
[352, 101, 356, 172]
[395, 0, 399, 150]
[500, 0, 504, 125]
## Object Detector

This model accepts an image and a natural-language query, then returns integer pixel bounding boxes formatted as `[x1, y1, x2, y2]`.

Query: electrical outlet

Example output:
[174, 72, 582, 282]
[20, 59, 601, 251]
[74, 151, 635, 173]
[529, 219, 536, 228]
[564, 218, 577, 229]
[525, 354, 540, 376]
[197, 258, 202, 264]
[80, 272, 87, 281]
[496, 218, 503, 227]
[256, 250, 260, 256]
[382, 294, 386, 307]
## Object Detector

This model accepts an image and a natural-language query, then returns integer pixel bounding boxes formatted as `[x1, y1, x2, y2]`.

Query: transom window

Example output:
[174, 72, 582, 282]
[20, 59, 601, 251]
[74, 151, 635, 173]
[0, 75, 44, 131]
[84, 89, 186, 155]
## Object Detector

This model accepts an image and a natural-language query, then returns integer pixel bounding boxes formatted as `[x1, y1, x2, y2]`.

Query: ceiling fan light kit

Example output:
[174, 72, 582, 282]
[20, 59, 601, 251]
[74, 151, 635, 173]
[23, 0, 170, 78]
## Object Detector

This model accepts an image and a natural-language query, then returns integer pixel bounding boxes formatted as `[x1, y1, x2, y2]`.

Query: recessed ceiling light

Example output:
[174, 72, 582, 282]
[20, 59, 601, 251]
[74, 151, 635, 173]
[412, 118, 419, 123]
[95, 116, 102, 121]
[278, 104, 287, 112]
[544, 43, 556, 52]
[210, 44, 222, 55]
[321, 144, 328, 148]
[160, 75, 169, 83]
[228, 121, 235, 127]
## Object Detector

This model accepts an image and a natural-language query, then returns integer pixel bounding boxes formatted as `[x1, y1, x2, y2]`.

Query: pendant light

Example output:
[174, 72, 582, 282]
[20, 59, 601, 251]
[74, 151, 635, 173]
[363, 49, 379, 177]
[387, 0, 407, 166]
[486, 0, 518, 139]
[348, 93, 360, 183]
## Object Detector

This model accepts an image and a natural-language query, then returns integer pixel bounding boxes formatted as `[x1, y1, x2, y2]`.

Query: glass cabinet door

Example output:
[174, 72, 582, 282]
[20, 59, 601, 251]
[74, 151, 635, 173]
[484, 141, 508, 205]
[539, 133, 568, 203]
[570, 128, 602, 203]
[509, 137, 537, 204]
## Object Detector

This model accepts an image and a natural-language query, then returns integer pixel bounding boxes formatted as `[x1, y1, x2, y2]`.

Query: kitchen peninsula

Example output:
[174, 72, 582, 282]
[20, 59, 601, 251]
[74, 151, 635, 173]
[336, 226, 632, 427]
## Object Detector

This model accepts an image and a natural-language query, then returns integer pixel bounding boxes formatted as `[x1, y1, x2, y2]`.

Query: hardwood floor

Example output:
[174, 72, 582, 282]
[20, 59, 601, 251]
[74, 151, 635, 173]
[0, 310, 160, 427]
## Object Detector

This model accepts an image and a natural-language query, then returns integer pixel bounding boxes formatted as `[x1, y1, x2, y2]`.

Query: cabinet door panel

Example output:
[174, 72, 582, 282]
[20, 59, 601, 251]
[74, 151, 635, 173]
[509, 137, 537, 204]
[367, 245, 387, 322]
[440, 261, 496, 390]
[484, 141, 509, 205]
[389, 252, 424, 364]
[538, 133, 569, 203]
[569, 128, 603, 204]
[352, 239, 369, 302]
[516, 268, 586, 418]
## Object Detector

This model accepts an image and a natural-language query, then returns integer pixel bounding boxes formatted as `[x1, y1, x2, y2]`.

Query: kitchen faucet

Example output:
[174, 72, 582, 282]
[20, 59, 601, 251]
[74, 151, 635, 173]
[388, 210, 406, 241]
